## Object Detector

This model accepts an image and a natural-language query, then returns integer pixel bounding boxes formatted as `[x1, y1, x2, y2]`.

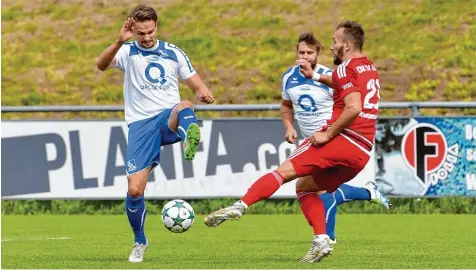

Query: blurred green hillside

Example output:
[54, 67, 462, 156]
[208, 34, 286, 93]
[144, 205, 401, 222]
[2, 0, 475, 118]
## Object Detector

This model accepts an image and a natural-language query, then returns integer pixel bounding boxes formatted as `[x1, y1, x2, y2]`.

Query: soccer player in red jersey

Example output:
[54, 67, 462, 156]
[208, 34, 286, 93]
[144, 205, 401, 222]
[204, 20, 381, 263]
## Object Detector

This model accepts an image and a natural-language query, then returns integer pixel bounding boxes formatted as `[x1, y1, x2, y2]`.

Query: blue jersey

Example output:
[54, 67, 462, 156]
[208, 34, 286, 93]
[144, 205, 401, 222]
[282, 64, 334, 137]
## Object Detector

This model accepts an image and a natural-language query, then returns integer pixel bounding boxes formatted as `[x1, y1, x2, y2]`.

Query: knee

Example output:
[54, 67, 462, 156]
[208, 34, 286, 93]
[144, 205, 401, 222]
[276, 160, 298, 183]
[176, 100, 194, 111]
[127, 176, 145, 198]
[296, 177, 309, 192]
[295, 175, 326, 195]
[296, 176, 315, 192]
[128, 185, 144, 198]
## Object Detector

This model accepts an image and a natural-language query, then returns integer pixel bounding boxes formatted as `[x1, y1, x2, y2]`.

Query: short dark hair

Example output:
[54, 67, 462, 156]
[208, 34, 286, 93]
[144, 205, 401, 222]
[336, 20, 365, 51]
[129, 4, 158, 23]
[296, 32, 323, 53]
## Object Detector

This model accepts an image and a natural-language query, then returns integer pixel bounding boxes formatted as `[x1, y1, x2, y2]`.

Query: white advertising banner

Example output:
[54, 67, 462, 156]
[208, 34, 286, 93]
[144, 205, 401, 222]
[1, 120, 375, 199]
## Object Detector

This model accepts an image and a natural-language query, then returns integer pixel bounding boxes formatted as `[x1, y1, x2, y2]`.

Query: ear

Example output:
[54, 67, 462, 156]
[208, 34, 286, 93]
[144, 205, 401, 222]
[344, 41, 352, 51]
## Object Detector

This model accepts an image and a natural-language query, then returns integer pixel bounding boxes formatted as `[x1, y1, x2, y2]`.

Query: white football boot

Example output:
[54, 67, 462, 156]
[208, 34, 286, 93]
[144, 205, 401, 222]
[366, 181, 392, 209]
[300, 235, 333, 263]
[204, 200, 246, 227]
[129, 242, 148, 263]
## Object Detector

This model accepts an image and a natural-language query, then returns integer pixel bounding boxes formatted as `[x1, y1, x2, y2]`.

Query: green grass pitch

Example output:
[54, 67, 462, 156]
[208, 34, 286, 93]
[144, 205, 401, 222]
[2, 214, 476, 269]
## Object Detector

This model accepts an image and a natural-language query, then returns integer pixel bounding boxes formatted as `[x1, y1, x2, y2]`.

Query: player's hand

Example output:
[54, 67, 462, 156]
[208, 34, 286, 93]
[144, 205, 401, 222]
[295, 59, 314, 79]
[285, 127, 297, 144]
[196, 90, 215, 104]
[309, 131, 330, 145]
[118, 17, 134, 44]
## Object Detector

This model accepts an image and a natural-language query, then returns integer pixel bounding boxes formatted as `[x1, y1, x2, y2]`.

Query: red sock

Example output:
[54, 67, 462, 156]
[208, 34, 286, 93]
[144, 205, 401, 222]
[241, 171, 284, 207]
[297, 190, 326, 235]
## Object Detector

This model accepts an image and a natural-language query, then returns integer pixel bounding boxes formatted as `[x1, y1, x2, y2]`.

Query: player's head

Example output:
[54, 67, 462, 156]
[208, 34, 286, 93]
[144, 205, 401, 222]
[130, 4, 158, 48]
[296, 32, 323, 70]
[331, 21, 365, 65]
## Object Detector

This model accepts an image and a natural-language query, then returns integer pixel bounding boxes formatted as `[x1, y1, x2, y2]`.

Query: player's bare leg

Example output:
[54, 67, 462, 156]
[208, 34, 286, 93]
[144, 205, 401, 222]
[127, 168, 150, 262]
[204, 159, 298, 227]
[168, 100, 201, 160]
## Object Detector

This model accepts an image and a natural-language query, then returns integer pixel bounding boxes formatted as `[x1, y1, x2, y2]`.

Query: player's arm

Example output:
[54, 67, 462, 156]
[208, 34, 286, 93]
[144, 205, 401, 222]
[310, 66, 361, 145]
[280, 76, 297, 143]
[312, 74, 333, 88]
[184, 74, 214, 104]
[280, 99, 294, 130]
[296, 59, 333, 88]
[324, 92, 362, 139]
[176, 45, 214, 104]
[96, 40, 122, 71]
[281, 98, 297, 143]
[96, 17, 134, 71]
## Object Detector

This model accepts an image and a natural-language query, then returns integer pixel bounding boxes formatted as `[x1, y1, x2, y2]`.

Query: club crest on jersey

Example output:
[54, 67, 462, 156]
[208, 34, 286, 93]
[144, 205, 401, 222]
[401, 123, 459, 189]
[158, 50, 168, 57]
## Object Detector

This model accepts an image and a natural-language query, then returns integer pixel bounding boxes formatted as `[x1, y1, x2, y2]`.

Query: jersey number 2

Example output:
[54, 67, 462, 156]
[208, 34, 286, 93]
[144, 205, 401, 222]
[364, 79, 381, 109]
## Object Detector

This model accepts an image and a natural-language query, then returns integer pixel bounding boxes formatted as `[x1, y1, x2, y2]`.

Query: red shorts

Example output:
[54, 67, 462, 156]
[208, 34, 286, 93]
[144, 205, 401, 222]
[289, 130, 372, 192]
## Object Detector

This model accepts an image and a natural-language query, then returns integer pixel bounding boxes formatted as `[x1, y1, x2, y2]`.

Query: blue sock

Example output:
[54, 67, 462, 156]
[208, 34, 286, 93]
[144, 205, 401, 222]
[125, 193, 147, 244]
[177, 108, 198, 142]
[334, 184, 370, 206]
[319, 193, 337, 241]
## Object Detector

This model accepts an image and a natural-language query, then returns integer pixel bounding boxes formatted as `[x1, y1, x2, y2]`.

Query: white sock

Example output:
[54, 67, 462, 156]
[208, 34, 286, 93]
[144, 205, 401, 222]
[235, 200, 248, 208]
[314, 234, 330, 240]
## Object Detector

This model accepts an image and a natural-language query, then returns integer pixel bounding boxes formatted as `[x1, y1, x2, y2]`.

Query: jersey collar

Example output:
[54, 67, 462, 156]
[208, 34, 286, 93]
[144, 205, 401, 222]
[134, 40, 160, 51]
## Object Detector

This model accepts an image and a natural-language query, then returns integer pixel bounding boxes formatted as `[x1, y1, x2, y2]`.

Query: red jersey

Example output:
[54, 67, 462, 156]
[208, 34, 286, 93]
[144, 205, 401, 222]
[328, 57, 381, 142]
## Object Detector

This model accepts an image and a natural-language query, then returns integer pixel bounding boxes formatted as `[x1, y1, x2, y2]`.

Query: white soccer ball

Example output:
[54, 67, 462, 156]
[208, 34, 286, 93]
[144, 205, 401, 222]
[161, 199, 195, 233]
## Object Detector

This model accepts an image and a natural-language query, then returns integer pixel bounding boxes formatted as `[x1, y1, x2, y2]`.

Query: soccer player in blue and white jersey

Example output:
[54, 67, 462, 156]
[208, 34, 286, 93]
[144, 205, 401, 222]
[96, 4, 214, 262]
[280, 32, 391, 244]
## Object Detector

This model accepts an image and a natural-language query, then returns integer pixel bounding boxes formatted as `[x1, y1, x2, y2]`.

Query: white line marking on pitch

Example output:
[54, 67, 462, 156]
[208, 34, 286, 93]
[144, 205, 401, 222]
[1, 237, 72, 242]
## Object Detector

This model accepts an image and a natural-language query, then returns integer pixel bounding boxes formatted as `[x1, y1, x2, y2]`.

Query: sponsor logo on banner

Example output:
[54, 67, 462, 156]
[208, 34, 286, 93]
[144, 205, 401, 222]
[401, 123, 459, 189]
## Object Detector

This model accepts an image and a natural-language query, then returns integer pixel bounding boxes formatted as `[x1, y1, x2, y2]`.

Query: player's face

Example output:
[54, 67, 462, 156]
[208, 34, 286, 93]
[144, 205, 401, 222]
[331, 28, 346, 65]
[297, 42, 318, 69]
[133, 20, 157, 48]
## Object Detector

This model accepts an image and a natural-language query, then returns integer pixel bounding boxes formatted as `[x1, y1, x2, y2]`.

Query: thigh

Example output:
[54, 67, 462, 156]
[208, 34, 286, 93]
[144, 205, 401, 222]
[345, 149, 375, 187]
[288, 139, 317, 177]
[126, 117, 162, 176]
[312, 166, 361, 193]
[159, 108, 182, 146]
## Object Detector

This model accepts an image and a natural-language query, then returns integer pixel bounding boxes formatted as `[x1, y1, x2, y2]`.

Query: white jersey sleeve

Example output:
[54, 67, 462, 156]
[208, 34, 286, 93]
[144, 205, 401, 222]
[114, 42, 132, 72]
[164, 43, 196, 80]
[282, 87, 291, 100]
[281, 66, 297, 100]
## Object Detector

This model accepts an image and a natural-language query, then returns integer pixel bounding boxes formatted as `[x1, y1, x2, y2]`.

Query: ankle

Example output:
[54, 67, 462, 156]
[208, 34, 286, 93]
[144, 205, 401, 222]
[234, 200, 248, 208]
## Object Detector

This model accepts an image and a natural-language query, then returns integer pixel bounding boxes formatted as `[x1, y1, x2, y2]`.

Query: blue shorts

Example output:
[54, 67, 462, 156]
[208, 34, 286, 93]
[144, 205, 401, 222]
[126, 108, 181, 175]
